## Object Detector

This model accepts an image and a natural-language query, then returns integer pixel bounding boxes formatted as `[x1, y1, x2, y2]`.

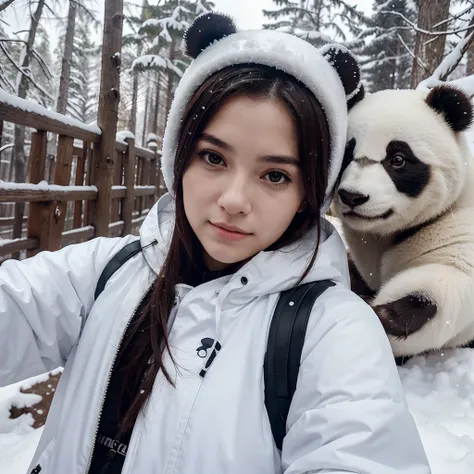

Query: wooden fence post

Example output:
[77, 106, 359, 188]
[73, 143, 87, 229]
[84, 142, 94, 226]
[149, 143, 159, 206]
[111, 148, 122, 222]
[90, 0, 124, 236]
[48, 135, 74, 250]
[122, 138, 135, 235]
[26, 131, 50, 257]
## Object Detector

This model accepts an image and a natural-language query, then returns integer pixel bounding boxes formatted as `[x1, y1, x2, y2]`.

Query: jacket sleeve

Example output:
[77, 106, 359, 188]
[281, 285, 431, 474]
[0, 236, 138, 387]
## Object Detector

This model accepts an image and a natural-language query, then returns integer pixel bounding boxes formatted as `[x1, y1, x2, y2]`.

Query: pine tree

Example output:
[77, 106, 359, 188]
[130, 0, 214, 144]
[121, 0, 152, 136]
[361, 0, 416, 92]
[263, 0, 368, 49]
[67, 16, 100, 124]
[30, 26, 54, 108]
[0, 25, 21, 94]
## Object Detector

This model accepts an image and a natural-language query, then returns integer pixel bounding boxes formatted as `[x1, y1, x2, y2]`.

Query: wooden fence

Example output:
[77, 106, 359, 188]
[0, 97, 164, 262]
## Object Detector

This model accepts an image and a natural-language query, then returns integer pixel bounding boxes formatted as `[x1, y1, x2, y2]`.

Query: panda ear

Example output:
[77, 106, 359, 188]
[426, 85, 473, 133]
[183, 12, 237, 59]
[321, 45, 363, 109]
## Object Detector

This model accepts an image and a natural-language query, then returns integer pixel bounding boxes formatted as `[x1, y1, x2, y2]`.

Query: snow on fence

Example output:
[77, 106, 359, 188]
[0, 92, 164, 261]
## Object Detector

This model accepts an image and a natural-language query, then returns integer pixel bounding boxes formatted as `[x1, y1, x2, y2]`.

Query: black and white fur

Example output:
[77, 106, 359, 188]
[334, 85, 474, 357]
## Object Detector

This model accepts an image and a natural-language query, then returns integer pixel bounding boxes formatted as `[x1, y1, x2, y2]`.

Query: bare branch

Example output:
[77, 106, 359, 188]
[418, 10, 474, 88]
[432, 5, 474, 29]
[396, 33, 431, 76]
[382, 10, 474, 37]
[0, 62, 15, 93]
[0, 38, 52, 79]
[43, 2, 56, 17]
[73, 0, 99, 24]
[0, 0, 16, 14]
[0, 42, 54, 101]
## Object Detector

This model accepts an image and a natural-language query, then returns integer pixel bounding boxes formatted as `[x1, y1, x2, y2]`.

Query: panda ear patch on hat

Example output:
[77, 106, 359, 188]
[426, 85, 473, 133]
[348, 83, 365, 110]
[322, 45, 363, 109]
[183, 12, 237, 59]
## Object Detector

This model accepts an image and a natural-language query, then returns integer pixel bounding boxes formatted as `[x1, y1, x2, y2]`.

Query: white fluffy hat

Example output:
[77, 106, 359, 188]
[161, 12, 363, 212]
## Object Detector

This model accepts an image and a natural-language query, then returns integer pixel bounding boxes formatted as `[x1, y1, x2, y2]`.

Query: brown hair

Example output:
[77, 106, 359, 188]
[115, 64, 330, 433]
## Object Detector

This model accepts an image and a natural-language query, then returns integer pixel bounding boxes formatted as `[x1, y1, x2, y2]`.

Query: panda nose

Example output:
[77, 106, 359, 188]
[338, 189, 369, 207]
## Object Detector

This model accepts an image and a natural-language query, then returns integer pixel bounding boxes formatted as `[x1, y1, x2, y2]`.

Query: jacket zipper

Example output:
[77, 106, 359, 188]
[84, 286, 152, 474]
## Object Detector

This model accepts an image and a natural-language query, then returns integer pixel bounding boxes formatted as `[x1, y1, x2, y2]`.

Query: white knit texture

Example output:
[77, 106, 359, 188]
[161, 29, 349, 213]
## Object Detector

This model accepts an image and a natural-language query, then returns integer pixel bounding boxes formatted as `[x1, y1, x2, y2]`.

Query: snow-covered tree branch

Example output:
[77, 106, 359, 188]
[418, 8, 474, 95]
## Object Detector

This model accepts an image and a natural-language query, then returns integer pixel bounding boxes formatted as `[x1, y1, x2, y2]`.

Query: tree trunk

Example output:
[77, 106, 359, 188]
[389, 55, 396, 89]
[146, 71, 158, 138]
[127, 70, 139, 134]
[466, 41, 474, 76]
[164, 39, 176, 131]
[127, 0, 147, 135]
[90, 0, 124, 236]
[0, 120, 3, 174]
[141, 73, 150, 146]
[151, 71, 161, 137]
[12, 0, 46, 253]
[56, 0, 77, 115]
[314, 0, 322, 31]
[410, 0, 450, 88]
[156, 72, 166, 147]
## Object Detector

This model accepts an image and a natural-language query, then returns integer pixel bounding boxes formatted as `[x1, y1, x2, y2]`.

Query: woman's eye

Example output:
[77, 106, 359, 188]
[265, 171, 291, 185]
[390, 154, 405, 169]
[199, 151, 224, 166]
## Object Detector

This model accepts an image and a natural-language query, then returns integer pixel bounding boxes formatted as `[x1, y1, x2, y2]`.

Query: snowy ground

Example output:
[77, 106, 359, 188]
[0, 374, 46, 474]
[2, 349, 474, 473]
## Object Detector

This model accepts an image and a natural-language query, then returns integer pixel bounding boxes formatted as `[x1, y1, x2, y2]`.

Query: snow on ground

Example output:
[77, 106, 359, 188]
[401, 349, 474, 473]
[0, 373, 47, 474]
[2, 350, 474, 473]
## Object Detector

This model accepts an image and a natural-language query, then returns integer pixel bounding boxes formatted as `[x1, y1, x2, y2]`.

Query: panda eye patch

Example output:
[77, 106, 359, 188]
[383, 140, 430, 198]
[390, 154, 405, 169]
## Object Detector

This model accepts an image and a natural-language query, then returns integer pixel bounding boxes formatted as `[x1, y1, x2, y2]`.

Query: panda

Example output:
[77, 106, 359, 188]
[333, 84, 474, 358]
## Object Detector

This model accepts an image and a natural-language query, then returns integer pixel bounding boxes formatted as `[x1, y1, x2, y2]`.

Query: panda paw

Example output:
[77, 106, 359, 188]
[372, 293, 437, 339]
[347, 251, 376, 302]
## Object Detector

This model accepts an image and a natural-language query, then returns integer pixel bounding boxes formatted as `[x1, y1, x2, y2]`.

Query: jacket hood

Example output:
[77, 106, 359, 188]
[139, 194, 350, 295]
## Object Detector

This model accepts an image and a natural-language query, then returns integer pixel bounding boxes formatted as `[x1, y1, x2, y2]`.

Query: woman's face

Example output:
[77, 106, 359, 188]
[182, 95, 305, 271]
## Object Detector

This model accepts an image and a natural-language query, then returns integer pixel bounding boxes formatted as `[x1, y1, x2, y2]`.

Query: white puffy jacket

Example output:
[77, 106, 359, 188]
[0, 194, 431, 474]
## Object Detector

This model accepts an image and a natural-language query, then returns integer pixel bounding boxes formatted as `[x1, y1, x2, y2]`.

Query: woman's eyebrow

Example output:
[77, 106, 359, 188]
[199, 133, 235, 152]
[199, 133, 299, 167]
[258, 155, 300, 167]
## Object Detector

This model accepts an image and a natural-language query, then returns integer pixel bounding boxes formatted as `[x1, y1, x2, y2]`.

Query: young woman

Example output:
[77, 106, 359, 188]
[1, 13, 430, 474]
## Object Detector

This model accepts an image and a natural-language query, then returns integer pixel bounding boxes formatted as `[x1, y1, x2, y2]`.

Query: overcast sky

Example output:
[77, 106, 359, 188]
[210, 0, 375, 29]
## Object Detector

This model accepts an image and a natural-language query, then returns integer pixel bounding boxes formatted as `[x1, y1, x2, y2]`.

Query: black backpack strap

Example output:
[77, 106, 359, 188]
[94, 240, 143, 300]
[264, 279, 335, 451]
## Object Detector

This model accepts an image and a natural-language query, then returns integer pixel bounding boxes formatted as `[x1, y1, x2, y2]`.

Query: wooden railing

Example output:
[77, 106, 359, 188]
[0, 94, 164, 261]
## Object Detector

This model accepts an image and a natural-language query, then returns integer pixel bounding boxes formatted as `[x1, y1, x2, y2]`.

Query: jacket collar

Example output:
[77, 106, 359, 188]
[139, 193, 350, 296]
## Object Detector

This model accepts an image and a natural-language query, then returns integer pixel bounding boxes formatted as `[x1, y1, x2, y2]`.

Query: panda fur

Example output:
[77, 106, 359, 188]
[334, 85, 474, 357]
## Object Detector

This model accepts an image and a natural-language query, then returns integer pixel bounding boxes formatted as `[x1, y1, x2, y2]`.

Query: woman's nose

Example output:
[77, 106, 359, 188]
[217, 177, 252, 215]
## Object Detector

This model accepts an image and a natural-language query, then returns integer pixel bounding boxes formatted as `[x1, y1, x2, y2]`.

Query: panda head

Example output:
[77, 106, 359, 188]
[335, 85, 473, 236]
